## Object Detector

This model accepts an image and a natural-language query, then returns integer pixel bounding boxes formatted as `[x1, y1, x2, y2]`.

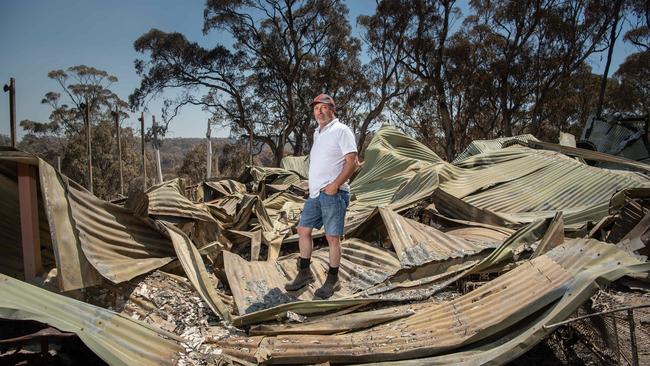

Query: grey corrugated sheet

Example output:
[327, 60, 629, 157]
[145, 178, 216, 222]
[350, 207, 497, 267]
[452, 134, 539, 164]
[223, 239, 401, 315]
[458, 148, 650, 222]
[0, 273, 183, 366]
[215, 239, 645, 364]
[0, 151, 176, 288]
[67, 182, 176, 283]
[280, 155, 310, 179]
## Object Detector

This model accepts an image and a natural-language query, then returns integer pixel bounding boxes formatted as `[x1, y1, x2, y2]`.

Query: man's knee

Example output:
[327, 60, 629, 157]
[325, 235, 341, 246]
[297, 226, 313, 237]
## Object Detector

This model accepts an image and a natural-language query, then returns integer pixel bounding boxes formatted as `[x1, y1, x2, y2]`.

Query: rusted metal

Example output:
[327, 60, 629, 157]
[17, 163, 42, 282]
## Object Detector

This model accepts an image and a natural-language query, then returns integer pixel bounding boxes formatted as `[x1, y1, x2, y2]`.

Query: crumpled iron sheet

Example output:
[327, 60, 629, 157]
[0, 152, 101, 290]
[350, 207, 498, 267]
[66, 181, 175, 283]
[457, 147, 650, 222]
[362, 241, 650, 366]
[280, 155, 309, 179]
[202, 179, 247, 200]
[345, 126, 650, 229]
[163, 222, 232, 322]
[215, 239, 644, 364]
[0, 151, 176, 288]
[37, 160, 103, 289]
[452, 134, 539, 164]
[145, 178, 216, 222]
[222, 239, 401, 315]
[0, 273, 183, 366]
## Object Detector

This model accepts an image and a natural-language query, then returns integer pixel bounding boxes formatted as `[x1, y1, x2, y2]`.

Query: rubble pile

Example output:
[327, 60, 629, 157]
[1, 125, 649, 365]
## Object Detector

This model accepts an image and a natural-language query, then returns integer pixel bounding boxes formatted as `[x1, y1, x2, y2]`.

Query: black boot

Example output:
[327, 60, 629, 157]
[285, 257, 314, 291]
[314, 267, 340, 299]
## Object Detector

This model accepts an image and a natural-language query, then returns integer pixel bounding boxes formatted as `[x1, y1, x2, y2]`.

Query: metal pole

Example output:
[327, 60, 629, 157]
[57, 156, 61, 172]
[153, 115, 163, 183]
[3, 78, 16, 147]
[114, 109, 124, 196]
[84, 102, 93, 194]
[139, 112, 147, 190]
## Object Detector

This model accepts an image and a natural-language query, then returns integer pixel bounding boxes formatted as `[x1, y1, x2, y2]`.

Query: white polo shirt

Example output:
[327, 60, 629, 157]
[308, 118, 357, 198]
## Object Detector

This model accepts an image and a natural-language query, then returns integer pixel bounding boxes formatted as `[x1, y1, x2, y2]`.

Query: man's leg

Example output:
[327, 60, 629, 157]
[298, 226, 314, 259]
[325, 234, 341, 268]
[285, 198, 321, 291]
[314, 191, 348, 299]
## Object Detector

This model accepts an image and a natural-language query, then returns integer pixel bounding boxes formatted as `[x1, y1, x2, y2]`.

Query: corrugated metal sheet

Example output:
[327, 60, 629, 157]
[0, 273, 183, 366]
[145, 178, 216, 222]
[67, 182, 175, 283]
[280, 155, 310, 179]
[452, 134, 539, 164]
[223, 239, 401, 315]
[217, 255, 572, 363]
[214, 239, 644, 364]
[459, 148, 650, 222]
[350, 207, 497, 267]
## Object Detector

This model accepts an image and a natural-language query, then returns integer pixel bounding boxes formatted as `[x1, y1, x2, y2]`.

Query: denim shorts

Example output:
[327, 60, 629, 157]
[298, 190, 350, 236]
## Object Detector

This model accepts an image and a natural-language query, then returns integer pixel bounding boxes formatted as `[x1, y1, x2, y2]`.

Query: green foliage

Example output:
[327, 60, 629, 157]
[20, 65, 138, 200]
[129, 0, 650, 166]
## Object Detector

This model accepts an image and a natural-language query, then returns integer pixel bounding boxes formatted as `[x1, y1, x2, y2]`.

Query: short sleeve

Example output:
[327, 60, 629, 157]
[338, 125, 358, 155]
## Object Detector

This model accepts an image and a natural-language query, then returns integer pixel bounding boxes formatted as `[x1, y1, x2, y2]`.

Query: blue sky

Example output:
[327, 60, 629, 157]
[0, 0, 640, 140]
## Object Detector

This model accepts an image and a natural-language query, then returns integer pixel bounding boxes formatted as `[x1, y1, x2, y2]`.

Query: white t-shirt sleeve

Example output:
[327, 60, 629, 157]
[338, 126, 358, 155]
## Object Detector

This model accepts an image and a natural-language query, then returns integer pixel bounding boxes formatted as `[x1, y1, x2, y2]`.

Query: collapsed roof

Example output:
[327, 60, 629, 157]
[1, 125, 649, 365]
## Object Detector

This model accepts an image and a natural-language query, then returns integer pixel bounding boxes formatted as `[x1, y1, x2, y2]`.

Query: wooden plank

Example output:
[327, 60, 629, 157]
[17, 163, 42, 281]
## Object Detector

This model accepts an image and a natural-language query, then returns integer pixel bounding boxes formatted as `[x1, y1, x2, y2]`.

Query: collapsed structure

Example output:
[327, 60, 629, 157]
[1, 125, 649, 365]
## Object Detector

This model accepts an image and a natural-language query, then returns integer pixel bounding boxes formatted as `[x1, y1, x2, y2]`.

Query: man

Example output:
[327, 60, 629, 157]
[285, 93, 358, 299]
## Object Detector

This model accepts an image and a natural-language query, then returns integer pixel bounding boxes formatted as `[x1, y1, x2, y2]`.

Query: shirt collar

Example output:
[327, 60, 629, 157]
[316, 118, 339, 134]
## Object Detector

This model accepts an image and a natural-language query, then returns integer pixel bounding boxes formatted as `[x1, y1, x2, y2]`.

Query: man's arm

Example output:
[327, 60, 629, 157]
[322, 152, 359, 195]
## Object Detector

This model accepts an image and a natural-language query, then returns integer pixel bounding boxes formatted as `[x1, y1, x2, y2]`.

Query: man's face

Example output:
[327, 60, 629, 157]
[313, 103, 334, 124]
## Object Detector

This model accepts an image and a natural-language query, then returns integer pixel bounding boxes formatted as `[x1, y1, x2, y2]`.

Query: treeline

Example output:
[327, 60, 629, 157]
[17, 0, 650, 200]
[131, 0, 649, 162]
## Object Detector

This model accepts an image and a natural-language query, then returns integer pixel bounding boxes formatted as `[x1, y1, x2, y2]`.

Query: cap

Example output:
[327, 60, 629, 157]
[309, 93, 335, 108]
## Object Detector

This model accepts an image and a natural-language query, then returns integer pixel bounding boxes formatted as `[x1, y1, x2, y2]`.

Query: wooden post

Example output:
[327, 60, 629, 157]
[57, 156, 61, 172]
[17, 163, 42, 282]
[206, 120, 212, 180]
[113, 109, 124, 196]
[152, 115, 163, 183]
[81, 102, 93, 194]
[139, 112, 147, 190]
[3, 78, 16, 147]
